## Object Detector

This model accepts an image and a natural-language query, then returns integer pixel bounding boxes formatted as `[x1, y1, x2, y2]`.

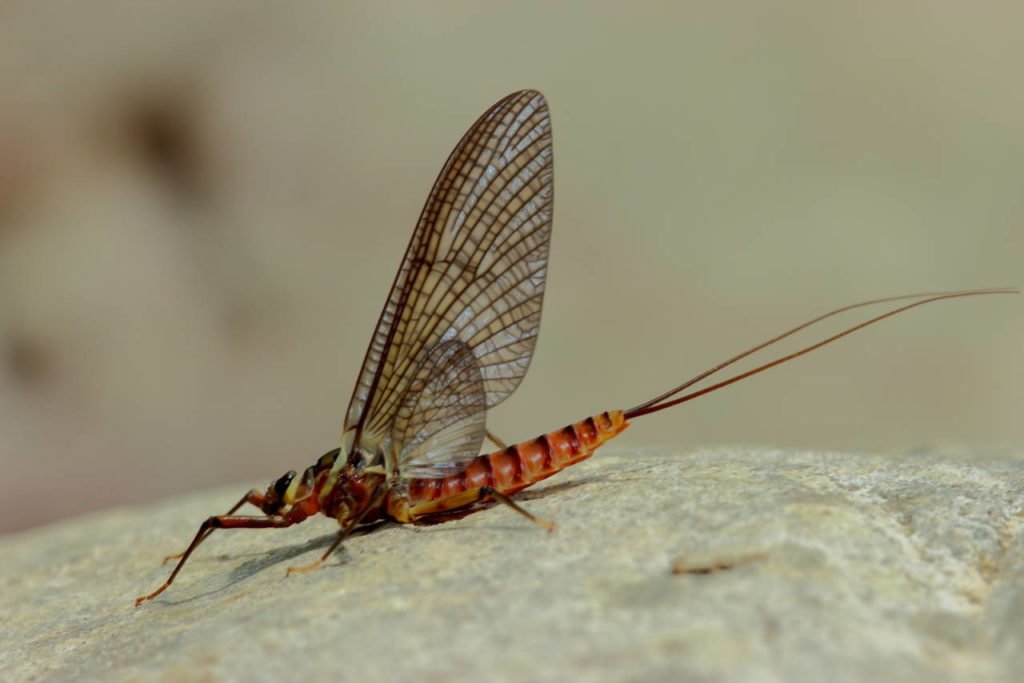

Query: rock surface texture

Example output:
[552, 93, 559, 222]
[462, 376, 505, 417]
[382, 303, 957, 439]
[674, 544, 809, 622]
[2, 447, 1022, 683]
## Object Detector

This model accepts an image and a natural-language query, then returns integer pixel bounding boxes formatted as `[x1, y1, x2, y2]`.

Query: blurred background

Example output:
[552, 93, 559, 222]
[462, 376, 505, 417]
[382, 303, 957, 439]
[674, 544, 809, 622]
[1, 1, 1021, 534]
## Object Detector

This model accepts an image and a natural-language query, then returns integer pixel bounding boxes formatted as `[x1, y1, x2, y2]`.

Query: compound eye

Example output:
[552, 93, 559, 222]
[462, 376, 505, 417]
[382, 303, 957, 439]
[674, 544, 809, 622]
[317, 448, 340, 470]
[273, 470, 297, 498]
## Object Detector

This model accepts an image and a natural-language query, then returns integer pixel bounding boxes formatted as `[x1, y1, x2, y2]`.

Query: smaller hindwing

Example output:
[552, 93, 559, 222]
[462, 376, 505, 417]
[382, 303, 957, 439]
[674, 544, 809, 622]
[392, 339, 487, 479]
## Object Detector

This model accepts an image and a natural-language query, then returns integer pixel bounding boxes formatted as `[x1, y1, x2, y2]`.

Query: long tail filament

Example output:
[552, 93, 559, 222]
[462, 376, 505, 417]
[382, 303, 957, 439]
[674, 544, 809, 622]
[624, 288, 1017, 419]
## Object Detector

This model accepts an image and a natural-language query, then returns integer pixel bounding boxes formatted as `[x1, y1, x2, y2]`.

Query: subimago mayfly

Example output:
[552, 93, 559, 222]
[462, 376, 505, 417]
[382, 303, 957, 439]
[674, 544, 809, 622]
[136, 90, 1015, 605]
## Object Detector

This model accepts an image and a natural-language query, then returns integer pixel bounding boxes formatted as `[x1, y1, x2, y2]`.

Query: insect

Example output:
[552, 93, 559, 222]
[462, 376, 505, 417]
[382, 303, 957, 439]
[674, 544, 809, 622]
[135, 90, 1015, 605]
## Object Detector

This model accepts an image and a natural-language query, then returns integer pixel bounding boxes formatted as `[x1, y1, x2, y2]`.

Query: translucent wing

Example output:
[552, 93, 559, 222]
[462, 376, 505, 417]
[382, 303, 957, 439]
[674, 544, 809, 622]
[392, 340, 487, 478]
[342, 90, 554, 477]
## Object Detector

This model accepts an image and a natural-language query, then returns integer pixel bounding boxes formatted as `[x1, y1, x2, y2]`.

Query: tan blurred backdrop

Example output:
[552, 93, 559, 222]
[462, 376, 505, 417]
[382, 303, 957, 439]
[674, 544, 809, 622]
[0, 1, 1021, 534]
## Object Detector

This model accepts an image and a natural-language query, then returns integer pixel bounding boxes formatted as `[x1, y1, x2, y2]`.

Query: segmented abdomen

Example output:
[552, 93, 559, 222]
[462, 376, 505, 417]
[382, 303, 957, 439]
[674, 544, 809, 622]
[398, 410, 628, 517]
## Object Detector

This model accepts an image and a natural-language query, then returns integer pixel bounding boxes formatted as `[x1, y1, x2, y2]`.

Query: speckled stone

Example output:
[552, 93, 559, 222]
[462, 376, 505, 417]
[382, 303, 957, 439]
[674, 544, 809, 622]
[2, 447, 1022, 682]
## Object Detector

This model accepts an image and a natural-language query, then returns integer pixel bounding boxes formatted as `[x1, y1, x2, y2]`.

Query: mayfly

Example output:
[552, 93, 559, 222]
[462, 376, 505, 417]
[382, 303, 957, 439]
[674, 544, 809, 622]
[136, 90, 1015, 605]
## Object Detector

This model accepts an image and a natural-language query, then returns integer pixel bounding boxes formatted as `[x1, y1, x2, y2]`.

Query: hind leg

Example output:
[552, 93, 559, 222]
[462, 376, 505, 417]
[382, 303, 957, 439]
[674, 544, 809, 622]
[408, 486, 555, 531]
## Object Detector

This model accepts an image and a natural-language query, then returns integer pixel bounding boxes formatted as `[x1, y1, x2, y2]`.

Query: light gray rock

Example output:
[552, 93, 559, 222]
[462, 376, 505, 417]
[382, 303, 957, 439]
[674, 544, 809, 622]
[2, 447, 1022, 683]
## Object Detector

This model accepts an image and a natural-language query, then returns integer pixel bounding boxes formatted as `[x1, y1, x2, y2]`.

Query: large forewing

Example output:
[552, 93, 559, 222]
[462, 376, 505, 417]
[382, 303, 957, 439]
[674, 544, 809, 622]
[342, 90, 554, 466]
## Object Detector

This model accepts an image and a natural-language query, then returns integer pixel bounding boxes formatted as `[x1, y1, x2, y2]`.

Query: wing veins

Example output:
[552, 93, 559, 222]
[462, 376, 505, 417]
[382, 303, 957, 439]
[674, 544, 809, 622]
[366, 128, 552, 428]
[343, 91, 554, 472]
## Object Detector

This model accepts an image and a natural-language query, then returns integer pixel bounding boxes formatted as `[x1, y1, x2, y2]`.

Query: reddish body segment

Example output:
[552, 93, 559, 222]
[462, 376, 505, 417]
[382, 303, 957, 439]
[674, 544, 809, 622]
[388, 411, 628, 521]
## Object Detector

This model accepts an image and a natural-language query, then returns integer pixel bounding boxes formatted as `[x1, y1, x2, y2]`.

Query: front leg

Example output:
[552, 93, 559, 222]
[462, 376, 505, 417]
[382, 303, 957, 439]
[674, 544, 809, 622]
[161, 489, 266, 565]
[135, 513, 293, 606]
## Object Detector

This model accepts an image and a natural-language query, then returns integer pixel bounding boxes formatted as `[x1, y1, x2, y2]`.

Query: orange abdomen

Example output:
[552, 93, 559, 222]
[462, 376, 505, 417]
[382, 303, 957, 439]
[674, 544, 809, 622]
[392, 410, 628, 520]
